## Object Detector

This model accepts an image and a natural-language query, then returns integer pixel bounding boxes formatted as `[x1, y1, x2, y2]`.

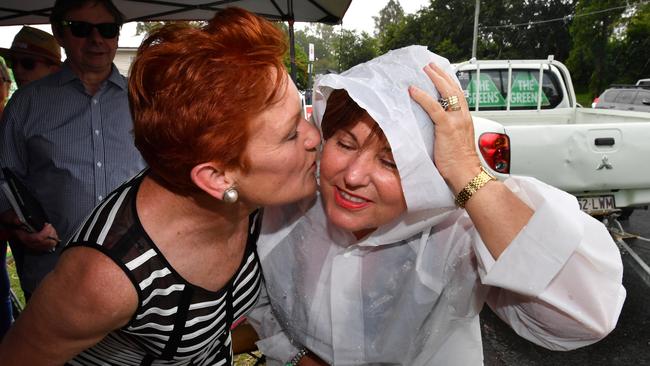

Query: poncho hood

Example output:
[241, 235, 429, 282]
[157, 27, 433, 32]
[312, 45, 460, 246]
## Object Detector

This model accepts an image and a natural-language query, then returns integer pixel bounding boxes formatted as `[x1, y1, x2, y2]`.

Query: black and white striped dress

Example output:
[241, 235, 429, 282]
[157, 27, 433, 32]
[63, 172, 263, 366]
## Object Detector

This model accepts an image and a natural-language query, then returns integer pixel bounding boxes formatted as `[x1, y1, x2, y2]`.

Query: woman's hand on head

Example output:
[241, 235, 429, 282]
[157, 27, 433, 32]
[410, 62, 534, 260]
[409, 62, 483, 194]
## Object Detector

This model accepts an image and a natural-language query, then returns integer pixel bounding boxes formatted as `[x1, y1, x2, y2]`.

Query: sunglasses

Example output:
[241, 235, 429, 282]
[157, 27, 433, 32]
[61, 20, 120, 39]
[6, 57, 46, 71]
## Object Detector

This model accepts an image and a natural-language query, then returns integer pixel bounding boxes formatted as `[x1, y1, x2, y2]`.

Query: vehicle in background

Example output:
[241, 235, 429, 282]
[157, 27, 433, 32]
[593, 85, 650, 113]
[592, 94, 601, 108]
[298, 90, 313, 121]
[454, 56, 650, 217]
[637, 78, 650, 87]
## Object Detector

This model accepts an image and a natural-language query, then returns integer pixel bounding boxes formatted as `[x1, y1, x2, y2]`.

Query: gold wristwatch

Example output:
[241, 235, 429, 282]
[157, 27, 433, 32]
[454, 166, 496, 208]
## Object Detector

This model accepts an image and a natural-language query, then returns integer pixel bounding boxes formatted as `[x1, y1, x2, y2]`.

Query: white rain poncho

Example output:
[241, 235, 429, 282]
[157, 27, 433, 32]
[248, 46, 626, 365]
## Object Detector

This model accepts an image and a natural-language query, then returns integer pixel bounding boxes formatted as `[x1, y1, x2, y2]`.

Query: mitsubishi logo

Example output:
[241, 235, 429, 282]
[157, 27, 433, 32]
[596, 155, 613, 170]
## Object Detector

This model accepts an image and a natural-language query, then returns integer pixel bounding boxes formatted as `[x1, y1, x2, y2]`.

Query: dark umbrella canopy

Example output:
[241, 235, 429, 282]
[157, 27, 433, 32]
[0, 0, 353, 81]
[0, 0, 351, 25]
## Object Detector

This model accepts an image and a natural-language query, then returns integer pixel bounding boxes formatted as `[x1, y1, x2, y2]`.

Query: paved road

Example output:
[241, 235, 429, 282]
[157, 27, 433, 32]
[481, 209, 650, 365]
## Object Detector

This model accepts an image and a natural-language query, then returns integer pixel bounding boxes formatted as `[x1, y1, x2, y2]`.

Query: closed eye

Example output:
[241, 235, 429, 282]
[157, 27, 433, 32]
[380, 158, 397, 169]
[336, 140, 355, 150]
[286, 129, 298, 140]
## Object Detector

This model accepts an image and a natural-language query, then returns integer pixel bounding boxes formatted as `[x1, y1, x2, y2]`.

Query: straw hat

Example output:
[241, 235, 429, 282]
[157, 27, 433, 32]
[0, 26, 61, 65]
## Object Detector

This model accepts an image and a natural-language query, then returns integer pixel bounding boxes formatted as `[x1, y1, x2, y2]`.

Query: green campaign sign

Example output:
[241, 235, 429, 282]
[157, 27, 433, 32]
[509, 72, 550, 107]
[466, 74, 506, 108]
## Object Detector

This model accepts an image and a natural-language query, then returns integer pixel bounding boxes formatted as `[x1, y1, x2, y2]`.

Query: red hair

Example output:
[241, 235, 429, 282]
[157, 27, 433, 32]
[129, 7, 287, 194]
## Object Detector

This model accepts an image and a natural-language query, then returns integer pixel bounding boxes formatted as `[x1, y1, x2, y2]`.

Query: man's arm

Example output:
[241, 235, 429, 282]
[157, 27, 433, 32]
[0, 92, 59, 252]
[0, 246, 138, 365]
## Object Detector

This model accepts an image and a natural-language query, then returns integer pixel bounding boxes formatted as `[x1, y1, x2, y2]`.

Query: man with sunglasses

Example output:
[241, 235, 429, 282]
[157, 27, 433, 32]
[0, 0, 145, 300]
[0, 26, 61, 88]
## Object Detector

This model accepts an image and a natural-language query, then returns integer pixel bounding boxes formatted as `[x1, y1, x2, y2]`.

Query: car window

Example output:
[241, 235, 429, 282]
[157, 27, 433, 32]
[601, 89, 619, 102]
[456, 68, 563, 110]
[633, 90, 650, 104]
[615, 90, 637, 104]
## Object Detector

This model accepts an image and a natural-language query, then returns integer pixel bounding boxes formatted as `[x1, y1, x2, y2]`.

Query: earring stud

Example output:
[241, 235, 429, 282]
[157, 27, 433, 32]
[223, 186, 239, 203]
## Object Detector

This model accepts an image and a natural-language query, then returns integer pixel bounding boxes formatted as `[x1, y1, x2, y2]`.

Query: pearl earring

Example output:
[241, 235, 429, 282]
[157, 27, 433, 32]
[223, 186, 239, 204]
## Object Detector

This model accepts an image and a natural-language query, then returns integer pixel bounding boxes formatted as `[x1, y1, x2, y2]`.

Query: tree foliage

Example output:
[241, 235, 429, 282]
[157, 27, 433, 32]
[578, 1, 650, 90]
[567, 0, 626, 96]
[293, 24, 379, 77]
[135, 21, 204, 36]
[378, 0, 476, 60]
[336, 30, 379, 71]
[379, 0, 574, 62]
[618, 2, 650, 83]
[373, 0, 405, 51]
[134, 1, 649, 96]
[294, 24, 340, 75]
[373, 0, 405, 35]
[480, 0, 574, 60]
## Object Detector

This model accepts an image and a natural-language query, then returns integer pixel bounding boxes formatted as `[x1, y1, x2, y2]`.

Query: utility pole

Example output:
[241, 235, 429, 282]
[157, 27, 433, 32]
[308, 43, 314, 105]
[472, 0, 480, 59]
[288, 19, 297, 82]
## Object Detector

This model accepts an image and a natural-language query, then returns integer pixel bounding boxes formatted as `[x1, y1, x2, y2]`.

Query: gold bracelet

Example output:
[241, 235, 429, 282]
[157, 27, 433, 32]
[454, 166, 496, 208]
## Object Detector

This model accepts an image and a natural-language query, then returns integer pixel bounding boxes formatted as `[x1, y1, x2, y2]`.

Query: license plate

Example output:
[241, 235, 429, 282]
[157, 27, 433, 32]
[577, 195, 616, 212]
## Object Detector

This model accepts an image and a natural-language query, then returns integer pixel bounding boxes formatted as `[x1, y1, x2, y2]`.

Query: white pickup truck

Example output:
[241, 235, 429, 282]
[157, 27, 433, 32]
[455, 56, 650, 216]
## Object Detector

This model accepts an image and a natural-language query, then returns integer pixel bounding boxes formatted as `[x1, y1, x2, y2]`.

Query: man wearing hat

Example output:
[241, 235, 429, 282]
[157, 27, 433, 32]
[0, 0, 145, 300]
[0, 26, 61, 87]
[0, 62, 11, 341]
[0, 62, 10, 109]
[0, 27, 61, 307]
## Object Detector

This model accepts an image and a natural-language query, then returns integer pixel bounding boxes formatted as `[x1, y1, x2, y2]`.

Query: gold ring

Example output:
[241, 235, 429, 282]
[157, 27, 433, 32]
[448, 95, 461, 111]
[438, 97, 449, 110]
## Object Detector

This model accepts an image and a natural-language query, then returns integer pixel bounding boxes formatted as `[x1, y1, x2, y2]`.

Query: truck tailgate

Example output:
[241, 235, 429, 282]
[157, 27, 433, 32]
[506, 122, 650, 192]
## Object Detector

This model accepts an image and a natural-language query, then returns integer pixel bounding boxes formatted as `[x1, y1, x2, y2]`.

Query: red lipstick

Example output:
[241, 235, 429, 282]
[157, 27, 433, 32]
[333, 187, 371, 210]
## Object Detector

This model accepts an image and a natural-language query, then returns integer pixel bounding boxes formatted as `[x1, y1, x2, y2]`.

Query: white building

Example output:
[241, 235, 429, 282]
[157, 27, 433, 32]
[114, 47, 138, 76]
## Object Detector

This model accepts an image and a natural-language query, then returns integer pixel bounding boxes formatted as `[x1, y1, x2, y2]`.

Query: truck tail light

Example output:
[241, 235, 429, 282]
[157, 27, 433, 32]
[478, 133, 510, 174]
[592, 97, 599, 108]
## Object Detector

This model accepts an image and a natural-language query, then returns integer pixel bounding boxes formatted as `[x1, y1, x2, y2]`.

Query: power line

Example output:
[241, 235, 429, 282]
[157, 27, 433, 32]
[479, 1, 648, 30]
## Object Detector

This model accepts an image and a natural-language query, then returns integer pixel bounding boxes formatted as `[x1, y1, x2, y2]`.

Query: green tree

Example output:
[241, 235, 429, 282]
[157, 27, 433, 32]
[285, 42, 310, 90]
[379, 0, 476, 61]
[610, 2, 650, 84]
[380, 0, 575, 63]
[135, 21, 204, 36]
[374, 0, 405, 51]
[294, 24, 339, 75]
[336, 30, 379, 71]
[480, 0, 574, 60]
[378, 13, 419, 54]
[567, 0, 626, 96]
[275, 23, 310, 90]
[373, 0, 405, 34]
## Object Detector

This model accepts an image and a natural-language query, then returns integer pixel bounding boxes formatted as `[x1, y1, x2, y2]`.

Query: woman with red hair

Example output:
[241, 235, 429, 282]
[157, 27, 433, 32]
[0, 8, 320, 366]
